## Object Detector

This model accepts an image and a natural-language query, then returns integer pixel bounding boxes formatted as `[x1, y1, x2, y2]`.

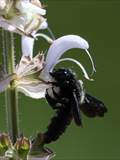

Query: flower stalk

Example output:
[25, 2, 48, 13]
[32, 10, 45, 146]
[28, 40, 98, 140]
[5, 82, 19, 144]
[2, 30, 19, 144]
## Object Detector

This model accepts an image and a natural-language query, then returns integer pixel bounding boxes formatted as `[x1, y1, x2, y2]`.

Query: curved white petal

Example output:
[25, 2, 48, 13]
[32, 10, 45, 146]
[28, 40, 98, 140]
[22, 36, 34, 58]
[58, 58, 93, 81]
[17, 82, 50, 99]
[16, 1, 46, 15]
[40, 35, 94, 80]
[0, 19, 16, 32]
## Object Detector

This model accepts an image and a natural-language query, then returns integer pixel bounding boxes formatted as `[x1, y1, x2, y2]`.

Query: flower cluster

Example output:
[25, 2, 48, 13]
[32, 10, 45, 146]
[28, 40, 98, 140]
[0, 0, 96, 99]
[0, 0, 96, 159]
[0, 0, 47, 36]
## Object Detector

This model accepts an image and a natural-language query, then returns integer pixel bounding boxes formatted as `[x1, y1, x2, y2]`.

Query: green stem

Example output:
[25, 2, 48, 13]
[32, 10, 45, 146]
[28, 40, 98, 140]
[2, 30, 19, 144]
[5, 83, 19, 144]
[1, 29, 7, 73]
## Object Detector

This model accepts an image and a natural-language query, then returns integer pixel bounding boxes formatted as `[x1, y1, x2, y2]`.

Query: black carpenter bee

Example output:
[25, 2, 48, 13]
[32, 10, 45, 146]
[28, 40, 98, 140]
[43, 68, 107, 144]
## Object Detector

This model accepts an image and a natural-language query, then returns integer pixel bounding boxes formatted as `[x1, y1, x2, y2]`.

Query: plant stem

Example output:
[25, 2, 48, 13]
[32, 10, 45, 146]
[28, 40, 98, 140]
[1, 29, 7, 73]
[5, 83, 19, 144]
[2, 30, 19, 144]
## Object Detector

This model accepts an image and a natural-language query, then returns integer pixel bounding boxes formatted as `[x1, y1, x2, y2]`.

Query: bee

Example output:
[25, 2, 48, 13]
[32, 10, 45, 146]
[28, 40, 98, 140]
[43, 68, 107, 144]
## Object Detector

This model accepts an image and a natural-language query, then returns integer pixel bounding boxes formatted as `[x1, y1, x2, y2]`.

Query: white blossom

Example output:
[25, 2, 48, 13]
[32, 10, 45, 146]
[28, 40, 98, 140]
[0, 0, 47, 36]
[0, 35, 95, 99]
[16, 35, 95, 99]
[14, 53, 50, 99]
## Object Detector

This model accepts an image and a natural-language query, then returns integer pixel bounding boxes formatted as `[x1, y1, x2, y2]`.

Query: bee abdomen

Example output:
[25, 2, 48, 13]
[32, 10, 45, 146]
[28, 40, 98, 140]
[43, 106, 72, 144]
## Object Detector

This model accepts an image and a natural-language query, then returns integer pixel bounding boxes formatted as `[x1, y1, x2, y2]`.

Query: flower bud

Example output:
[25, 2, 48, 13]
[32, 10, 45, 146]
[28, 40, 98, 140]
[14, 136, 30, 159]
[0, 133, 12, 156]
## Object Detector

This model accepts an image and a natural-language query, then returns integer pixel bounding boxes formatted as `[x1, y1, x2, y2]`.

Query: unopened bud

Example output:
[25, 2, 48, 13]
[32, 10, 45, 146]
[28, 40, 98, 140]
[0, 133, 12, 156]
[14, 136, 30, 159]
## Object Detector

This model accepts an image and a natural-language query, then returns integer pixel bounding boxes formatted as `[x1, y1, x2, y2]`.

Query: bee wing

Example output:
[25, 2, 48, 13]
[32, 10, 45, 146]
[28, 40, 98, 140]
[80, 93, 107, 117]
[71, 92, 82, 126]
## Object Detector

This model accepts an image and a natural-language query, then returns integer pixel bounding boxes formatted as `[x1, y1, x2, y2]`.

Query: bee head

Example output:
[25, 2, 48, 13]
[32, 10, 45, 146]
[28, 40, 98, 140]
[50, 68, 75, 82]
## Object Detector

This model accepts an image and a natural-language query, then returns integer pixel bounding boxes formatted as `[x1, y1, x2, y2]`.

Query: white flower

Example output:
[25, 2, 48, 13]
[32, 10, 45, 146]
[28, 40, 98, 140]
[40, 35, 96, 81]
[17, 35, 96, 99]
[14, 53, 50, 99]
[0, 0, 47, 36]
[0, 35, 96, 99]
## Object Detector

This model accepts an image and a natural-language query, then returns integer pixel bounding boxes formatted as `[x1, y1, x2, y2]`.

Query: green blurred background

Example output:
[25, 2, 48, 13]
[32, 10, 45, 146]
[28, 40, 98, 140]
[0, 0, 120, 159]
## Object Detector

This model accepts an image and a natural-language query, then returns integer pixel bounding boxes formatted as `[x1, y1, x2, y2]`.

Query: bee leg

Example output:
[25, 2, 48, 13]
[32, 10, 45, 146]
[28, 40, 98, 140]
[80, 93, 107, 117]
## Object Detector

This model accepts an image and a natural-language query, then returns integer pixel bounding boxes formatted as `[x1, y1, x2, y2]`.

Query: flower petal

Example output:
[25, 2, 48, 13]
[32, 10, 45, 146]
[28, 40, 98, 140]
[15, 54, 44, 77]
[0, 74, 16, 93]
[22, 36, 34, 58]
[40, 35, 95, 80]
[17, 80, 50, 99]
[0, 0, 47, 35]
[0, 0, 6, 10]
[22, 19, 49, 57]
[0, 18, 17, 32]
[16, 1, 46, 16]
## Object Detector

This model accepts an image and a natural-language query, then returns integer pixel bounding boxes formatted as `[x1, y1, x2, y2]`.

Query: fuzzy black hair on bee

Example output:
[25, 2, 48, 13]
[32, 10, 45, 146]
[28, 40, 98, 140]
[43, 68, 107, 144]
